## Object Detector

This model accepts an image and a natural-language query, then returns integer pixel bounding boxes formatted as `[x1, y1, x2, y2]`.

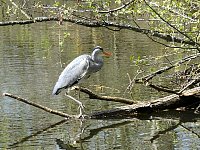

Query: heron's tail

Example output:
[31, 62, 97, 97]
[52, 86, 62, 95]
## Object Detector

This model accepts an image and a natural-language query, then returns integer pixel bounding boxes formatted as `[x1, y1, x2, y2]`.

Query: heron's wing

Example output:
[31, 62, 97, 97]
[52, 55, 90, 95]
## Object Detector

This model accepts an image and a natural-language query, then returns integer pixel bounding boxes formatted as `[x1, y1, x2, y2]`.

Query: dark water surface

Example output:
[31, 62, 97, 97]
[0, 21, 200, 149]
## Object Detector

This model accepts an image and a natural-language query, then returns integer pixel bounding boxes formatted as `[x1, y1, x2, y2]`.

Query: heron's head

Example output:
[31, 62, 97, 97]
[92, 46, 112, 57]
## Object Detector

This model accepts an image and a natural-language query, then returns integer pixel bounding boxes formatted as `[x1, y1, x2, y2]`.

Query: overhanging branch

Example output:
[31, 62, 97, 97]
[0, 16, 199, 47]
[144, 0, 200, 50]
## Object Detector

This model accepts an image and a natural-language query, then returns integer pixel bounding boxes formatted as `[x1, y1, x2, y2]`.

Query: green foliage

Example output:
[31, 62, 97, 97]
[53, 1, 61, 7]
[76, 0, 199, 40]
[59, 31, 70, 48]
[3, 0, 199, 49]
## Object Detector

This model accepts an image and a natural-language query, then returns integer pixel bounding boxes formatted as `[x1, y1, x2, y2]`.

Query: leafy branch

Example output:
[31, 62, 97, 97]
[0, 16, 198, 48]
[144, 0, 200, 51]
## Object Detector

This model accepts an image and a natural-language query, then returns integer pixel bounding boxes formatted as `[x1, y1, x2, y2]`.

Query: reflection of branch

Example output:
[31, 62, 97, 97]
[9, 119, 67, 148]
[149, 121, 181, 143]
[77, 120, 132, 143]
[56, 139, 79, 150]
[180, 124, 200, 138]
[146, 109, 200, 142]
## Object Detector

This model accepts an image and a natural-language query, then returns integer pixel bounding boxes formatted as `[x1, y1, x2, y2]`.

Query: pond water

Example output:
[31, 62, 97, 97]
[0, 17, 200, 150]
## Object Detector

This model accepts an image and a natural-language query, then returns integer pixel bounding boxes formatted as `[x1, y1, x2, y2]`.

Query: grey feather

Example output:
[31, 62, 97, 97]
[52, 55, 90, 95]
[52, 46, 105, 95]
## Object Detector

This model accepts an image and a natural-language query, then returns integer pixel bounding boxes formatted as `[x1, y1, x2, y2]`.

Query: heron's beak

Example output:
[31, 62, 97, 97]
[102, 51, 112, 57]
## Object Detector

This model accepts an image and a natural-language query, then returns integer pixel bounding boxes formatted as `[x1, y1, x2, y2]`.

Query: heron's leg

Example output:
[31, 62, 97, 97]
[65, 94, 85, 118]
[78, 85, 81, 100]
[72, 85, 81, 100]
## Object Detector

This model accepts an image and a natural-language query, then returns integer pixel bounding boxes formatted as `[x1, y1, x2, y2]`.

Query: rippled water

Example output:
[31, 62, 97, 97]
[0, 21, 200, 149]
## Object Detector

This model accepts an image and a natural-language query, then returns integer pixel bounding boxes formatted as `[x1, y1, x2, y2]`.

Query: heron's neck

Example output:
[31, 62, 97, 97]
[90, 51, 104, 72]
[91, 53, 103, 64]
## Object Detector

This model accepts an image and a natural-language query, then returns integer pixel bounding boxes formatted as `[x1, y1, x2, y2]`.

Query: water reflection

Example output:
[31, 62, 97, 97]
[5, 110, 200, 150]
[0, 18, 200, 150]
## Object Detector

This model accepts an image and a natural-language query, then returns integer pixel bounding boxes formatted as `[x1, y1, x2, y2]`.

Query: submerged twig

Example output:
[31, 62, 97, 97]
[178, 73, 200, 94]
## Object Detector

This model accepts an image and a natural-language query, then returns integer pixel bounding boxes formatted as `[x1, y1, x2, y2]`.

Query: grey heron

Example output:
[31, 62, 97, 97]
[52, 46, 112, 117]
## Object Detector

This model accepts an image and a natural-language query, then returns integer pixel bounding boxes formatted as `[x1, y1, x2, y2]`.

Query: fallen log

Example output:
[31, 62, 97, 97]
[3, 87, 200, 119]
[90, 87, 200, 119]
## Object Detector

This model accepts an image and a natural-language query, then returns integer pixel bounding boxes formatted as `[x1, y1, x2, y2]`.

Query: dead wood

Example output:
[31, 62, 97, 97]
[75, 87, 136, 105]
[3, 87, 200, 120]
[135, 53, 200, 84]
[3, 93, 75, 119]
[89, 87, 200, 119]
[125, 53, 200, 97]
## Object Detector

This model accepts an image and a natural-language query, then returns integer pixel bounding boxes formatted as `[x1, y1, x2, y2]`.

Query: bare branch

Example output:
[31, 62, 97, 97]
[149, 121, 181, 142]
[148, 84, 178, 94]
[3, 93, 75, 119]
[149, 2, 197, 22]
[98, 0, 135, 13]
[9, 0, 32, 19]
[145, 33, 198, 50]
[75, 87, 136, 105]
[0, 16, 199, 47]
[135, 53, 200, 83]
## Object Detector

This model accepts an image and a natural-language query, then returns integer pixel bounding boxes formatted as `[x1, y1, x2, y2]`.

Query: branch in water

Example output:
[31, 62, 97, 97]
[3, 93, 75, 119]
